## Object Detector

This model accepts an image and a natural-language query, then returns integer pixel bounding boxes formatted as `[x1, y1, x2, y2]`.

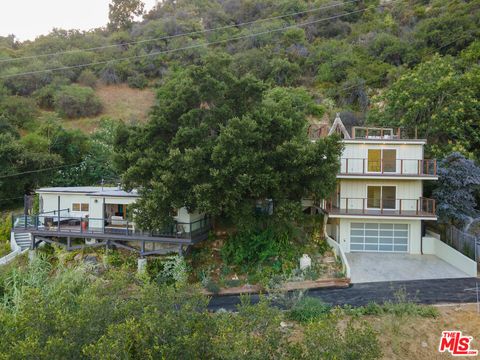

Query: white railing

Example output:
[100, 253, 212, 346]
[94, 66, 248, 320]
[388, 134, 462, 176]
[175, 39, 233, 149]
[325, 234, 351, 278]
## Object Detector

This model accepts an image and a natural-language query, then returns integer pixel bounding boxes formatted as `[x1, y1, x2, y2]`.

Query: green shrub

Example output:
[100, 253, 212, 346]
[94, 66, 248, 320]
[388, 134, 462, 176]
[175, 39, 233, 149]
[221, 226, 295, 271]
[127, 72, 148, 89]
[54, 85, 102, 119]
[77, 70, 98, 88]
[205, 279, 221, 294]
[33, 85, 57, 109]
[288, 296, 332, 322]
[0, 96, 39, 128]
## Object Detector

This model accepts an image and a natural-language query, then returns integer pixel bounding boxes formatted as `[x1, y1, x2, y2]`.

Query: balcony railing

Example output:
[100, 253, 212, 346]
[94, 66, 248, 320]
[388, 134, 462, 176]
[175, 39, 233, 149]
[324, 197, 436, 217]
[351, 126, 419, 140]
[339, 158, 437, 176]
[12, 214, 212, 242]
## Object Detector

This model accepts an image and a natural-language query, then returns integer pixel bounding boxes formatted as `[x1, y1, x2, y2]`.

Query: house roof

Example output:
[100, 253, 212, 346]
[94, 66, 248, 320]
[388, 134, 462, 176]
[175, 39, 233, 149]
[36, 186, 139, 198]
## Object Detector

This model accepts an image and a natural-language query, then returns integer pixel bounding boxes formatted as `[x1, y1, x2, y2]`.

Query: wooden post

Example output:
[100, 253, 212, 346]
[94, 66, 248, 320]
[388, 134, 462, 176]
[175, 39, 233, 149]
[433, 159, 437, 176]
[432, 199, 436, 215]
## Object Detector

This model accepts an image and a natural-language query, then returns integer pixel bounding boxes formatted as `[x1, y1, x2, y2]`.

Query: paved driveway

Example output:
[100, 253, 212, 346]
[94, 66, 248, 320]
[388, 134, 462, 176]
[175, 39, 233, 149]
[346, 253, 472, 283]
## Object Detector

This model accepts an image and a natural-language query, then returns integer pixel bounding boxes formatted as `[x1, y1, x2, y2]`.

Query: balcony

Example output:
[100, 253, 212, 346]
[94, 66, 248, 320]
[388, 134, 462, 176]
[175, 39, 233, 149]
[339, 158, 437, 177]
[324, 197, 436, 218]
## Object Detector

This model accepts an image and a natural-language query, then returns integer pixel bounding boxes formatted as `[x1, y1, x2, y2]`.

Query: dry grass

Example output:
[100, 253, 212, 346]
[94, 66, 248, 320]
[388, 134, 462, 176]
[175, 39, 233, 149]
[63, 84, 156, 133]
[373, 303, 480, 359]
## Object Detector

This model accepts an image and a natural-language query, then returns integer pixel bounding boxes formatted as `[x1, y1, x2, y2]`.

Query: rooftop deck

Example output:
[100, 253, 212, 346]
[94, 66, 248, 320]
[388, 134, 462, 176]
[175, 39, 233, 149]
[350, 126, 421, 141]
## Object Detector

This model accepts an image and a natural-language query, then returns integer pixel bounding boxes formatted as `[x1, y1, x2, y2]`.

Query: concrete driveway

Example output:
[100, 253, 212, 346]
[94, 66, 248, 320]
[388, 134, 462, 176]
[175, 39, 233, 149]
[346, 253, 472, 283]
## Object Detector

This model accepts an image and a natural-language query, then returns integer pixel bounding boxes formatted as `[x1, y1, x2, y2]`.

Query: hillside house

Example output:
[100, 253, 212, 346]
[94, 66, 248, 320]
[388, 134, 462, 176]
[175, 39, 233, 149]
[12, 186, 210, 255]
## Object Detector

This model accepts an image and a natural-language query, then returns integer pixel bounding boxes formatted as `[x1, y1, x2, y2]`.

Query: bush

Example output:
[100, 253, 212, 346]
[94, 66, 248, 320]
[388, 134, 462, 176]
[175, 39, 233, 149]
[54, 85, 102, 119]
[78, 70, 98, 88]
[288, 297, 332, 322]
[0, 96, 39, 128]
[204, 279, 221, 294]
[127, 72, 148, 89]
[221, 226, 295, 271]
[33, 84, 57, 109]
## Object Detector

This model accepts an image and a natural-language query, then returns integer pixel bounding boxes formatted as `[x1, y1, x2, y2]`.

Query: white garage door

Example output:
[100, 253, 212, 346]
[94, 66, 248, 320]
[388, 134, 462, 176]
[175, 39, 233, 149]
[350, 223, 409, 252]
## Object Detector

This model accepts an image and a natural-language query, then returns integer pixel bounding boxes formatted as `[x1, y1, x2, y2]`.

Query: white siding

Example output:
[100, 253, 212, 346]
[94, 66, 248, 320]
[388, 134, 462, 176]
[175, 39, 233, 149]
[338, 179, 423, 212]
[341, 143, 424, 174]
[40, 193, 91, 217]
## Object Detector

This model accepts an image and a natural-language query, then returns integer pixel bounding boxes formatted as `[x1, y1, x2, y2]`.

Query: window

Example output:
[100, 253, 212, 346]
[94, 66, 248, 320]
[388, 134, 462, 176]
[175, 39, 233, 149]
[367, 186, 396, 209]
[72, 203, 89, 212]
[367, 149, 397, 173]
[367, 149, 381, 172]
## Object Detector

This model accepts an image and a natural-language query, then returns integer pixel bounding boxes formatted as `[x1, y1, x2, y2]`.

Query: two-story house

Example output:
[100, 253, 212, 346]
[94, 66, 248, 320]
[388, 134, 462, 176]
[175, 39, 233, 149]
[323, 116, 438, 255]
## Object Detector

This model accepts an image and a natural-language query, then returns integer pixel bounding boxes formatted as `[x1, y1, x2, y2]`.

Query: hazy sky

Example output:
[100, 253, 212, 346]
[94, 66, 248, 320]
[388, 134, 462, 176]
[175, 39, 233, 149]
[0, 0, 158, 41]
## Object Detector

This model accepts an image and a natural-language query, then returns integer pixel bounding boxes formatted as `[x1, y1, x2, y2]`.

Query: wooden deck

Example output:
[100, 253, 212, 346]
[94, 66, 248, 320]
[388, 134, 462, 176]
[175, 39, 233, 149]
[13, 215, 211, 256]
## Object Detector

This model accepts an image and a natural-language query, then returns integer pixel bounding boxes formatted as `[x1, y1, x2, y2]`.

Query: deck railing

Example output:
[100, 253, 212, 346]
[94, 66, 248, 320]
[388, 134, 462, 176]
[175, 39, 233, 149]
[12, 214, 212, 241]
[339, 158, 437, 176]
[351, 126, 419, 140]
[324, 196, 436, 217]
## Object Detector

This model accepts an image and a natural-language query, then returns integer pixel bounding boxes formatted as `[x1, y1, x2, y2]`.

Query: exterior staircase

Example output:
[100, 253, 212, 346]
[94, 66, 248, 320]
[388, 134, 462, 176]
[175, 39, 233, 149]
[13, 232, 31, 251]
[13, 215, 34, 229]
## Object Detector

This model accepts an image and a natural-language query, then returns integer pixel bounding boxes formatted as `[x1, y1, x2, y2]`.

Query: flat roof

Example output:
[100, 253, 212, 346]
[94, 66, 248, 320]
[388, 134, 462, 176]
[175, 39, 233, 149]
[342, 139, 427, 145]
[36, 186, 139, 198]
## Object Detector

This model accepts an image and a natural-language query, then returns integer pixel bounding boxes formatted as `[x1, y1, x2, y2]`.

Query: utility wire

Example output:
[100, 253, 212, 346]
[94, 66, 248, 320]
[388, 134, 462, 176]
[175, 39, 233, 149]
[0, 196, 25, 203]
[0, 0, 360, 64]
[0, 4, 384, 79]
[0, 162, 84, 179]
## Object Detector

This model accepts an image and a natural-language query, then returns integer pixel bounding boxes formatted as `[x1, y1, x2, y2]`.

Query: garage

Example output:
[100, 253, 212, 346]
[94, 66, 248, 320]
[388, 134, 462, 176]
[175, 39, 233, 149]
[350, 223, 408, 252]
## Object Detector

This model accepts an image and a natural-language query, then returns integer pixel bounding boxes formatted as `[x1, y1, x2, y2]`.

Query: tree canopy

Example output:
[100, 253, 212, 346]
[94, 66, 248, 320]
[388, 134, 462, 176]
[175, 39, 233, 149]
[115, 55, 341, 229]
[433, 152, 480, 226]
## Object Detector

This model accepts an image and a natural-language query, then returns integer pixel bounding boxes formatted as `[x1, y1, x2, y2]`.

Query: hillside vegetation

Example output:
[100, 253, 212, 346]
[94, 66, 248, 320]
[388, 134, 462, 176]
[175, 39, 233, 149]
[0, 0, 479, 217]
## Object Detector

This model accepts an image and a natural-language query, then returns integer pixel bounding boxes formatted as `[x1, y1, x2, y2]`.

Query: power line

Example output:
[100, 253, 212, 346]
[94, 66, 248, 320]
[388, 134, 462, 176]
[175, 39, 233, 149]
[0, 162, 83, 179]
[0, 196, 24, 203]
[0, 4, 380, 79]
[0, 0, 360, 64]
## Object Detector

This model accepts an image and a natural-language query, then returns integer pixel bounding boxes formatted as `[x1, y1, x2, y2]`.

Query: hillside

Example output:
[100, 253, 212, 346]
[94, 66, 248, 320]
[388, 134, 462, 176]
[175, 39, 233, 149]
[0, 0, 478, 209]
[63, 84, 155, 133]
